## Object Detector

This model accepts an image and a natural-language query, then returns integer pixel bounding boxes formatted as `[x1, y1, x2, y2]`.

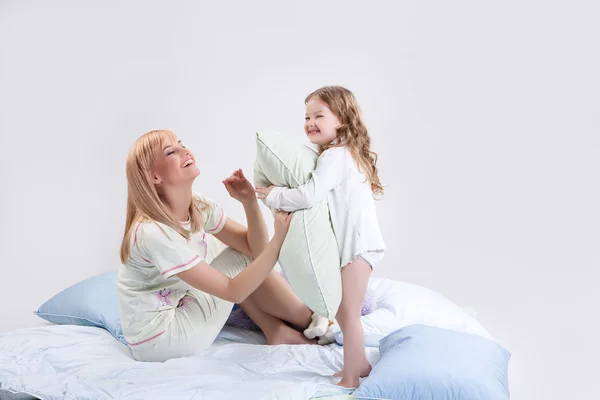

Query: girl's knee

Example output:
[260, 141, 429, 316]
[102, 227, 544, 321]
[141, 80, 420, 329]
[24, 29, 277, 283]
[337, 299, 363, 321]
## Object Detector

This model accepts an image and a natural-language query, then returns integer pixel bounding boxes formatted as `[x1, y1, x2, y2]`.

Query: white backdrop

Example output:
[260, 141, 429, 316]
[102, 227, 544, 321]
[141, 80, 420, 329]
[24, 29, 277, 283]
[1, 1, 598, 399]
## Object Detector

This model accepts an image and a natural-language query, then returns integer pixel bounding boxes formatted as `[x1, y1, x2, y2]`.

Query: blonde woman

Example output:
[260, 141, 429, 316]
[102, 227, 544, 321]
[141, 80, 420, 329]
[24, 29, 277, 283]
[118, 130, 314, 362]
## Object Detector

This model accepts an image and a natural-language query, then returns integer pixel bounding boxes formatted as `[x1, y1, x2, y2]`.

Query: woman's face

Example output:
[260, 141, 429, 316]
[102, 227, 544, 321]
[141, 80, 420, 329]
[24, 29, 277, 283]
[152, 137, 199, 187]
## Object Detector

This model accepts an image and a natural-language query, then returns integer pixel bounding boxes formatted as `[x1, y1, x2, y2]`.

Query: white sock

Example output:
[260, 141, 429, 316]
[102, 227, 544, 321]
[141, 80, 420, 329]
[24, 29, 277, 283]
[303, 312, 330, 339]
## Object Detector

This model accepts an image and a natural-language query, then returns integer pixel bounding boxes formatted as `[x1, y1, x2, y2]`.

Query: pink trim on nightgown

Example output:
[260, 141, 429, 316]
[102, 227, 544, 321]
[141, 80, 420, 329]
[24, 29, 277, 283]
[205, 208, 225, 233]
[161, 255, 200, 276]
[126, 330, 166, 346]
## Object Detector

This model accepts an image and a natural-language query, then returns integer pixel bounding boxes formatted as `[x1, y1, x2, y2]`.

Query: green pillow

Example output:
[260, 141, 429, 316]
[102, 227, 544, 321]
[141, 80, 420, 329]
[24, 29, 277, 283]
[254, 132, 341, 320]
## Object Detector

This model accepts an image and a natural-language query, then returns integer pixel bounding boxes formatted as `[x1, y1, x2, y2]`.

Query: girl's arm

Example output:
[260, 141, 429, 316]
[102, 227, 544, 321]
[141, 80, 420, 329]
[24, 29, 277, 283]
[257, 147, 347, 212]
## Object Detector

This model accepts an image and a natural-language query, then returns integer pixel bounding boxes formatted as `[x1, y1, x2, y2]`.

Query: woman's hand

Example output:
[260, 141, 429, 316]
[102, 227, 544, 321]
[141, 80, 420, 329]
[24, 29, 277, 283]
[255, 185, 275, 200]
[273, 209, 293, 245]
[223, 169, 256, 205]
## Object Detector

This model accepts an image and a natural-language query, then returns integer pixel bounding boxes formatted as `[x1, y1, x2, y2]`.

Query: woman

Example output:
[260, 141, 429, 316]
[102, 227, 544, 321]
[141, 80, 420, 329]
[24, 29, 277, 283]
[118, 129, 314, 362]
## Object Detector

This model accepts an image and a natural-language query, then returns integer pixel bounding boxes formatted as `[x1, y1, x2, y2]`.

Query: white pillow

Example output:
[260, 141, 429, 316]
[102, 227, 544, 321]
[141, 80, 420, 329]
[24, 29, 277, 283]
[332, 277, 495, 346]
[254, 132, 342, 320]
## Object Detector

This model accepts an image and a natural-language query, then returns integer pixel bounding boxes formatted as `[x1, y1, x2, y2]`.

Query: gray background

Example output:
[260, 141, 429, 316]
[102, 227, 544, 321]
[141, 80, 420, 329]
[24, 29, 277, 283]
[1, 1, 598, 399]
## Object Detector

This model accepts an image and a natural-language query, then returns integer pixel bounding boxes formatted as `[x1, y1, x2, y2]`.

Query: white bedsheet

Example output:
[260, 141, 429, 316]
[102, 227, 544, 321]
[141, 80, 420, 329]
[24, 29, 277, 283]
[0, 277, 494, 400]
[0, 324, 375, 400]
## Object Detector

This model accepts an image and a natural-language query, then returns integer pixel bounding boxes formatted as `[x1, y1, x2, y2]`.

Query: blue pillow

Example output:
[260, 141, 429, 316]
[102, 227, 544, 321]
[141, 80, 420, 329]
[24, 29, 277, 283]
[34, 271, 126, 344]
[353, 324, 511, 400]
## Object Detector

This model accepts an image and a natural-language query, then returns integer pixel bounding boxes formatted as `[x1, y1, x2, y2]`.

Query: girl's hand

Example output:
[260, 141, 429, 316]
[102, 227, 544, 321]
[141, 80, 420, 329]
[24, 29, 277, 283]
[223, 169, 256, 205]
[255, 186, 275, 200]
[273, 209, 293, 245]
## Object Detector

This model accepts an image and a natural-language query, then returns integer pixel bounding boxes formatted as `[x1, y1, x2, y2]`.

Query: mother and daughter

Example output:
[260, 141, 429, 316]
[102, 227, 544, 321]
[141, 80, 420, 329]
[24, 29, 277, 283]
[117, 86, 386, 389]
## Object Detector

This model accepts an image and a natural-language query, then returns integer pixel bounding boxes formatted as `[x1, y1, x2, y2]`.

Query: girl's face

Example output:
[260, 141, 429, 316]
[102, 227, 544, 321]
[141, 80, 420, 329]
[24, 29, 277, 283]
[304, 96, 340, 146]
[152, 137, 199, 187]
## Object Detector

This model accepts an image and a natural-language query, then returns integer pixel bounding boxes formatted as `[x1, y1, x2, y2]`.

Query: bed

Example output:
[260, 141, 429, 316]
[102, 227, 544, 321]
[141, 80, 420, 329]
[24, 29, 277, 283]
[0, 277, 510, 400]
[1, 323, 363, 399]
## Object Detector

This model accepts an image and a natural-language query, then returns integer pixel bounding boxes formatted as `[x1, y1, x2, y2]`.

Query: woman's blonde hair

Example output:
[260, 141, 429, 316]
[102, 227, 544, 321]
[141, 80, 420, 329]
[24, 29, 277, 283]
[119, 130, 207, 264]
[306, 86, 384, 196]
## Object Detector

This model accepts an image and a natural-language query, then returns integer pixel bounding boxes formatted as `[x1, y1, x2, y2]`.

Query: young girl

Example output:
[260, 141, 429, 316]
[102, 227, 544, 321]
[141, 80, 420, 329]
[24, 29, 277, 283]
[118, 129, 316, 362]
[256, 86, 386, 388]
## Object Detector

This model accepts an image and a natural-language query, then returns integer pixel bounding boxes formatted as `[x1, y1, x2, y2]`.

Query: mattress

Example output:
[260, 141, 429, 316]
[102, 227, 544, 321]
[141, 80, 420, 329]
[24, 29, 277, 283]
[0, 277, 493, 399]
[0, 324, 374, 399]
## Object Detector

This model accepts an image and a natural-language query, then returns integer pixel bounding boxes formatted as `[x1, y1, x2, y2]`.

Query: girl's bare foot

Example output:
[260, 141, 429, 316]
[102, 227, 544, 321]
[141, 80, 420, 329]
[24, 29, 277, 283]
[334, 358, 372, 388]
[337, 378, 360, 389]
[334, 357, 372, 378]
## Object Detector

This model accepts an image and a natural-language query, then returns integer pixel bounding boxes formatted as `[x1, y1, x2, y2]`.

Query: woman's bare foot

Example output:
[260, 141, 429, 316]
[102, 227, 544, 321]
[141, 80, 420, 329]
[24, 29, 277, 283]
[266, 324, 317, 345]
